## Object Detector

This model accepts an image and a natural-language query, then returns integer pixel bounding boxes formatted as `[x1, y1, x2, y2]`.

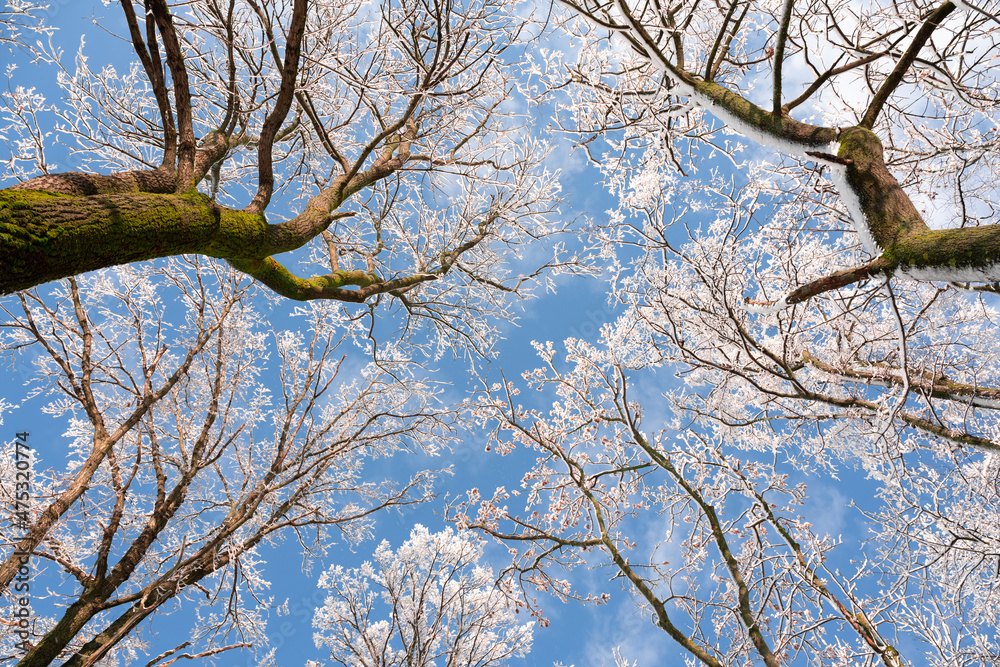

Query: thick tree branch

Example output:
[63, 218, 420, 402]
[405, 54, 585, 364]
[229, 257, 440, 302]
[246, 0, 309, 213]
[119, 0, 176, 169]
[7, 129, 230, 197]
[749, 221, 1000, 311]
[0, 123, 418, 298]
[147, 0, 196, 189]
[689, 78, 838, 146]
[746, 259, 889, 309]
[801, 350, 1000, 410]
[0, 190, 267, 293]
[8, 169, 179, 196]
[860, 1, 957, 129]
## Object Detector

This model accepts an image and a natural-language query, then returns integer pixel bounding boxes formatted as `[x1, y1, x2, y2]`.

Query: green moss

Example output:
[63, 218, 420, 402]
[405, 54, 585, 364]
[0, 188, 275, 294]
[836, 127, 882, 163]
[881, 225, 1000, 273]
[691, 79, 838, 145]
[227, 257, 375, 301]
[210, 206, 269, 257]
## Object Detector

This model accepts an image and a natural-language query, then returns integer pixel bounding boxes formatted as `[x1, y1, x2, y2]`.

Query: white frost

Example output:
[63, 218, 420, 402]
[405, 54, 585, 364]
[823, 159, 881, 254]
[686, 86, 837, 161]
[896, 263, 1000, 283]
[744, 296, 789, 314]
[595, 3, 880, 257]
[675, 84, 881, 256]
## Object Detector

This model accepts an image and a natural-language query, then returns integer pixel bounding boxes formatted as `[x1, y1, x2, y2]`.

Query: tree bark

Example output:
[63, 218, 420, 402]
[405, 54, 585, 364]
[0, 189, 270, 293]
[690, 80, 1000, 300]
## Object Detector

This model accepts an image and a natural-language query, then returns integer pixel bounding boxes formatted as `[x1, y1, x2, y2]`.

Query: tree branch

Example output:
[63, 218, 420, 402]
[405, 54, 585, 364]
[783, 51, 888, 113]
[119, 0, 176, 169]
[246, 0, 309, 213]
[772, 0, 794, 116]
[801, 350, 1000, 410]
[147, 0, 196, 189]
[860, 1, 957, 129]
[228, 257, 440, 302]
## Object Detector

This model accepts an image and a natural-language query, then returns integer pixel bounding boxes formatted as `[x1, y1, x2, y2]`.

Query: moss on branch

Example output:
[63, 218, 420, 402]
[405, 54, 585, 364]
[227, 257, 377, 301]
[836, 127, 930, 250]
[880, 225, 1000, 275]
[0, 189, 269, 293]
[689, 78, 838, 146]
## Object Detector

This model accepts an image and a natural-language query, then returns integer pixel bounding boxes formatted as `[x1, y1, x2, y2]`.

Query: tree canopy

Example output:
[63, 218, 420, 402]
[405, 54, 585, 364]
[546, 0, 1000, 303]
[4, 0, 1000, 665]
[1, 0, 581, 352]
[456, 0, 1000, 664]
[0, 0, 566, 663]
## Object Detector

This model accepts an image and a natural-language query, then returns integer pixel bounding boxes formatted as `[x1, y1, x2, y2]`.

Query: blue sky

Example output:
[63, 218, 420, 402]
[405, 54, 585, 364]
[0, 2, 902, 666]
[0, 5, 642, 665]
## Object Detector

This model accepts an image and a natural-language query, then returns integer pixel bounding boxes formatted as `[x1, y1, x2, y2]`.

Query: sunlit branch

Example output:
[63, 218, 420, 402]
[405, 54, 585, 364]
[772, 0, 794, 115]
[860, 0, 957, 129]
[147, 0, 196, 188]
[119, 0, 176, 169]
[801, 350, 1000, 410]
[247, 0, 309, 213]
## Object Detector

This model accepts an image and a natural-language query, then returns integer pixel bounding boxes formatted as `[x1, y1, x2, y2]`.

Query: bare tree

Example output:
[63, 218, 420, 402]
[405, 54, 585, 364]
[462, 4, 1000, 662]
[505, 0, 1000, 466]
[542, 0, 1000, 301]
[440, 0, 1000, 653]
[0, 0, 581, 351]
[0, 263, 450, 666]
[0, 3, 589, 662]
[458, 341, 1000, 666]
[312, 524, 533, 667]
